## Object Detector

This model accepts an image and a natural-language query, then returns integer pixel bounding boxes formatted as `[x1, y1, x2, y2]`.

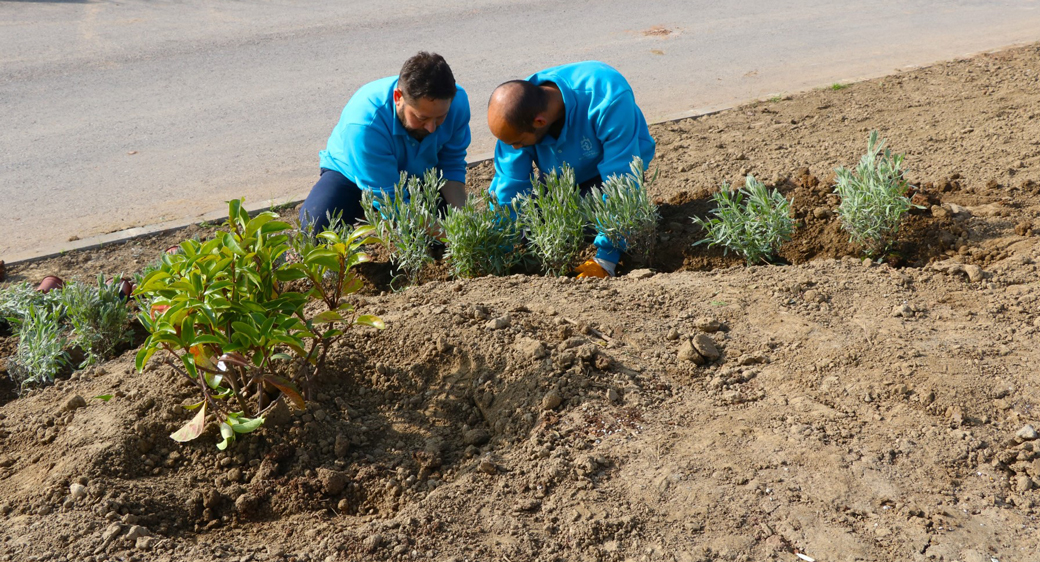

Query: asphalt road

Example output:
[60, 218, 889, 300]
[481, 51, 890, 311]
[3, 0, 1040, 262]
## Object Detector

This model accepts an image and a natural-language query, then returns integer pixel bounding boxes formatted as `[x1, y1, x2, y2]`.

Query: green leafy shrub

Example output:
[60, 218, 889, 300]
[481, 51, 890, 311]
[517, 165, 586, 276]
[834, 130, 916, 256]
[693, 174, 795, 265]
[583, 157, 659, 266]
[135, 199, 384, 449]
[442, 194, 524, 278]
[362, 170, 443, 285]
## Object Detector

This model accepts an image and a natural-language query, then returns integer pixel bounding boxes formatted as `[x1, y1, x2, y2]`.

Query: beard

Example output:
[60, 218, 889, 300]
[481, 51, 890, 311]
[397, 107, 431, 141]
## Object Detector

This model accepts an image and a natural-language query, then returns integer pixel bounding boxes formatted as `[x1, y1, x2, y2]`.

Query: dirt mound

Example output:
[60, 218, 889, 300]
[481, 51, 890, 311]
[3, 42, 1040, 562]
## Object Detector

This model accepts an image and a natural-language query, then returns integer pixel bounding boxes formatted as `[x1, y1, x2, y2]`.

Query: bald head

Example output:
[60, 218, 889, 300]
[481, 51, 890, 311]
[488, 80, 549, 135]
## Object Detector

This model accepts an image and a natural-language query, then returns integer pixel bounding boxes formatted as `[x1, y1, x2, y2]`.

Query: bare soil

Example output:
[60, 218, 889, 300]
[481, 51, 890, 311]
[2, 43, 1040, 562]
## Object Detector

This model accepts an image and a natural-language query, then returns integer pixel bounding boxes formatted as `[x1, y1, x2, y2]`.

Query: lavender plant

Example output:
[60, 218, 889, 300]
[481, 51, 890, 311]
[442, 194, 524, 278]
[583, 157, 659, 266]
[516, 165, 586, 276]
[362, 170, 443, 285]
[834, 130, 916, 256]
[693, 174, 795, 265]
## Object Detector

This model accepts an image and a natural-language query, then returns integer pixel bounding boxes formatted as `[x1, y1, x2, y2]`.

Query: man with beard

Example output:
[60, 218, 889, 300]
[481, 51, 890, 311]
[299, 52, 470, 233]
[486, 61, 655, 278]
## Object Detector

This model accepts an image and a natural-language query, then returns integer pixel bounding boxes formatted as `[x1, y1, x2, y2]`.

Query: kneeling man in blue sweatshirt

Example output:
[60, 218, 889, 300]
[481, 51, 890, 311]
[300, 52, 471, 233]
[487, 61, 656, 278]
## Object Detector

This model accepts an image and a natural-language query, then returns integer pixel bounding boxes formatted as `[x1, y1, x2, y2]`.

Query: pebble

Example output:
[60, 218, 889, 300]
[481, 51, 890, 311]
[1017, 424, 1038, 442]
[541, 390, 563, 411]
[665, 328, 680, 341]
[125, 525, 150, 541]
[477, 458, 498, 475]
[69, 483, 87, 502]
[691, 334, 721, 361]
[317, 468, 348, 495]
[1016, 475, 1034, 493]
[606, 388, 620, 404]
[694, 317, 724, 333]
[486, 314, 511, 330]
[334, 434, 350, 458]
[515, 337, 548, 359]
[892, 304, 914, 318]
[101, 523, 123, 542]
[678, 340, 705, 365]
[463, 428, 491, 446]
[63, 395, 87, 412]
[812, 207, 832, 219]
[628, 269, 655, 279]
[363, 534, 383, 553]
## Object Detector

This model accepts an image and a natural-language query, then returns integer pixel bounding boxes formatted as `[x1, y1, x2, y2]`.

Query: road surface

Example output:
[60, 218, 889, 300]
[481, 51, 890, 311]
[3, 0, 1040, 262]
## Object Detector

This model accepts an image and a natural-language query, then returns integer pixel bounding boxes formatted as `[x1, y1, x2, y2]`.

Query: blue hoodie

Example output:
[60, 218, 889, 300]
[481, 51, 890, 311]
[320, 76, 471, 197]
[489, 61, 656, 205]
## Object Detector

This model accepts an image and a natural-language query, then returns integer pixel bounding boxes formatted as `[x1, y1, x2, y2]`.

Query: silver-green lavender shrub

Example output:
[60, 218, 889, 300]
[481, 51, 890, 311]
[693, 174, 795, 265]
[516, 165, 586, 277]
[442, 194, 524, 278]
[362, 169, 444, 285]
[583, 157, 659, 266]
[834, 130, 916, 256]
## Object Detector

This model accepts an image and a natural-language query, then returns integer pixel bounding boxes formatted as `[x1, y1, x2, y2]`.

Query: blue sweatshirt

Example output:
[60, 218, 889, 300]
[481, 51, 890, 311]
[489, 61, 656, 204]
[320, 76, 471, 197]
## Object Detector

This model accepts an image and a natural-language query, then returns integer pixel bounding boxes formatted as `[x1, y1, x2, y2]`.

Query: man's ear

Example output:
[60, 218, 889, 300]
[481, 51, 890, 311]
[532, 114, 548, 129]
[393, 88, 404, 103]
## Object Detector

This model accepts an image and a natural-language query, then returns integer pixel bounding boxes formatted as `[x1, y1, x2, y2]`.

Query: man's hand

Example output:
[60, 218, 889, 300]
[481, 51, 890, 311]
[441, 180, 467, 210]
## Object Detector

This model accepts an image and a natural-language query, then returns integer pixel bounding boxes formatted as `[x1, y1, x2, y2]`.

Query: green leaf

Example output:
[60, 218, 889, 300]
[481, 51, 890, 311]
[216, 421, 234, 450]
[356, 315, 385, 329]
[231, 416, 265, 434]
[135, 346, 157, 372]
[182, 400, 205, 411]
[92, 394, 114, 402]
[312, 310, 344, 324]
[170, 402, 207, 442]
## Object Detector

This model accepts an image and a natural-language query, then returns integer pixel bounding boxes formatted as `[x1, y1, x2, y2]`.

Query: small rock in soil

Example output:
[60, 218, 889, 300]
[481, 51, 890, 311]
[69, 483, 87, 502]
[607, 388, 620, 404]
[665, 328, 680, 341]
[691, 334, 721, 361]
[463, 428, 491, 446]
[334, 434, 350, 458]
[541, 390, 563, 411]
[1017, 425, 1038, 442]
[486, 314, 511, 330]
[515, 337, 548, 359]
[337, 498, 350, 511]
[63, 395, 87, 412]
[628, 269, 654, 279]
[477, 457, 498, 475]
[678, 339, 705, 365]
[1016, 475, 1034, 493]
[235, 493, 260, 516]
[101, 523, 123, 542]
[125, 525, 150, 541]
[694, 317, 725, 333]
[317, 467, 348, 495]
[363, 534, 384, 553]
[892, 304, 914, 318]
[136, 536, 158, 550]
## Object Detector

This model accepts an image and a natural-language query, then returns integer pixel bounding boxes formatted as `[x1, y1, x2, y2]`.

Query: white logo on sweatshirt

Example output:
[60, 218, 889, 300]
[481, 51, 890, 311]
[580, 136, 598, 160]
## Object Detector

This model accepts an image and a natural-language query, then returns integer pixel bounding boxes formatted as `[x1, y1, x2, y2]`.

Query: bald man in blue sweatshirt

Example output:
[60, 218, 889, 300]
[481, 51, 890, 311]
[487, 61, 656, 278]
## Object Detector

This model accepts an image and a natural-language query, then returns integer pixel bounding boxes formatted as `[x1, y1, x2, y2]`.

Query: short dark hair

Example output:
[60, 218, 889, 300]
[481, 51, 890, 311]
[496, 80, 549, 133]
[398, 52, 456, 101]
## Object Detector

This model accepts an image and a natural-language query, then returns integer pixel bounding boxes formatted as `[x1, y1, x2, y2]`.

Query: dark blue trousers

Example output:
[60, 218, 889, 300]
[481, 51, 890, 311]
[298, 168, 365, 234]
